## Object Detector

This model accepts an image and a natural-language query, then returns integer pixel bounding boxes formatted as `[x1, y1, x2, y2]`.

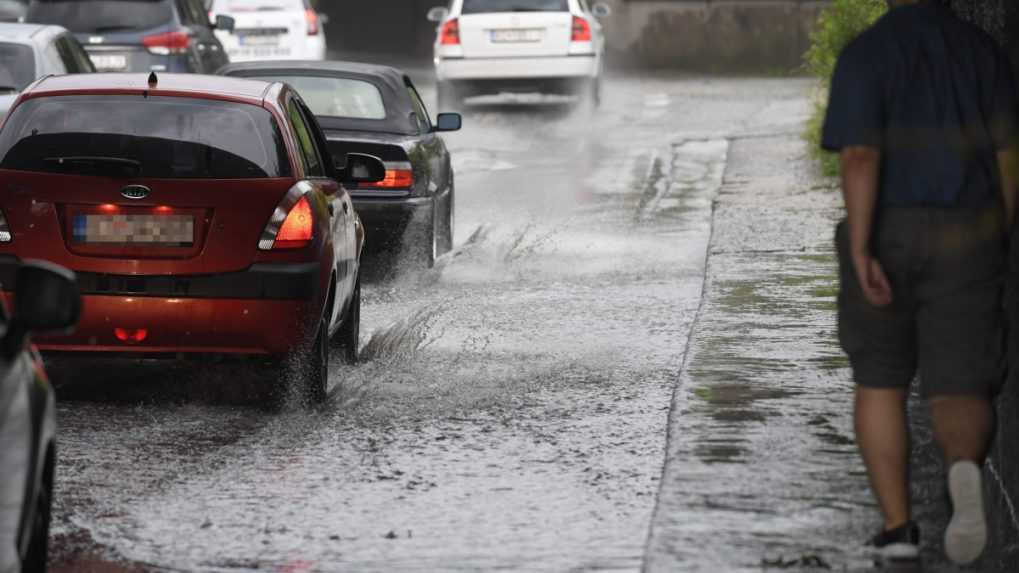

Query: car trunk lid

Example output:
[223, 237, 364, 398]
[458, 11, 573, 59]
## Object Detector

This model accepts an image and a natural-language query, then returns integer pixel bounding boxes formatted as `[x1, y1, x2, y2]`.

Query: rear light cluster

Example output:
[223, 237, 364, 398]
[361, 162, 414, 190]
[260, 186, 314, 251]
[571, 16, 592, 42]
[305, 9, 320, 36]
[0, 209, 10, 243]
[143, 31, 191, 55]
[440, 18, 460, 45]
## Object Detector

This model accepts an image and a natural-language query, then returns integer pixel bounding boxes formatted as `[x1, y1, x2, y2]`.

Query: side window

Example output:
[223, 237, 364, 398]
[288, 99, 325, 178]
[177, 0, 208, 26]
[56, 36, 93, 73]
[188, 0, 211, 27]
[43, 42, 66, 75]
[406, 83, 432, 134]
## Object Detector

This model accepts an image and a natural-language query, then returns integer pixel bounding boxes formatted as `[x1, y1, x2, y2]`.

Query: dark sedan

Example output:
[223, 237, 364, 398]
[219, 60, 462, 268]
[0, 261, 80, 572]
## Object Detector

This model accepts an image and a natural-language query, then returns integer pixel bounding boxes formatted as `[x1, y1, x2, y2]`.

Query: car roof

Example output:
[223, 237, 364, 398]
[218, 60, 420, 136]
[23, 73, 276, 105]
[0, 22, 62, 43]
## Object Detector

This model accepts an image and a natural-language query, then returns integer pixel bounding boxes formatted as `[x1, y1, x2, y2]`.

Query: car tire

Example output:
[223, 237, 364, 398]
[437, 81, 461, 112]
[439, 187, 454, 255]
[22, 462, 52, 573]
[278, 316, 329, 407]
[331, 274, 360, 364]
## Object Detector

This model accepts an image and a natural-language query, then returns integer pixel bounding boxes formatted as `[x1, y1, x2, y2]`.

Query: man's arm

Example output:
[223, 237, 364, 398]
[841, 145, 892, 307]
[999, 146, 1019, 227]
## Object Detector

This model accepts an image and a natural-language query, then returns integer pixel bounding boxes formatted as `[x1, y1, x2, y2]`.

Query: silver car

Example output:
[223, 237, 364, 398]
[0, 22, 93, 118]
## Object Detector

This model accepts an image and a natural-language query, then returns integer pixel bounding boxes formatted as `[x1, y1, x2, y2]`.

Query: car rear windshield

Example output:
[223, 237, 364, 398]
[0, 95, 292, 179]
[250, 75, 387, 120]
[211, 0, 303, 13]
[0, 43, 34, 92]
[27, 0, 173, 34]
[461, 0, 568, 13]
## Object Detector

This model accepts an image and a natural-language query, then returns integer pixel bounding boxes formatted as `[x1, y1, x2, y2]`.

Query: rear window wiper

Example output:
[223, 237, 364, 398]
[43, 156, 142, 177]
[0, 86, 19, 94]
[90, 25, 141, 33]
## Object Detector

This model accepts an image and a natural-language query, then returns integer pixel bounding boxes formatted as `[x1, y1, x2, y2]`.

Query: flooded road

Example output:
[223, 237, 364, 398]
[48, 75, 813, 571]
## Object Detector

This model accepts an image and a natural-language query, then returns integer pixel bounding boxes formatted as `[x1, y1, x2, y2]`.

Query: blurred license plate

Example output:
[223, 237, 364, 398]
[490, 28, 543, 43]
[239, 34, 280, 46]
[72, 214, 194, 246]
[89, 54, 128, 71]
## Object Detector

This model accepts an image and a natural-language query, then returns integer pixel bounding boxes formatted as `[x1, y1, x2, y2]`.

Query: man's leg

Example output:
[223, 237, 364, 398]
[930, 396, 995, 464]
[856, 386, 911, 530]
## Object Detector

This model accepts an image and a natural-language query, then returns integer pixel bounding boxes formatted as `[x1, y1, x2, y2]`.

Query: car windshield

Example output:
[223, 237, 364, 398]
[27, 0, 173, 34]
[461, 0, 568, 13]
[0, 95, 291, 178]
[251, 75, 388, 120]
[0, 43, 35, 92]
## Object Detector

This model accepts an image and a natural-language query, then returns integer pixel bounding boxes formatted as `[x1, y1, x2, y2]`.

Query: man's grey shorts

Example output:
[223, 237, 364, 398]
[836, 207, 1007, 398]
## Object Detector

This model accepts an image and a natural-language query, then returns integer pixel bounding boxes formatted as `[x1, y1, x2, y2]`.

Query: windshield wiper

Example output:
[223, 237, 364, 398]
[43, 156, 142, 177]
[0, 86, 18, 94]
[90, 25, 140, 33]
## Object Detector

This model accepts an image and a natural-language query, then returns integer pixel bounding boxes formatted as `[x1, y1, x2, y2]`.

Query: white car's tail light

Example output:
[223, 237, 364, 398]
[305, 9, 320, 36]
[0, 209, 11, 243]
[571, 16, 592, 42]
[440, 18, 460, 45]
[143, 31, 192, 55]
[259, 185, 314, 251]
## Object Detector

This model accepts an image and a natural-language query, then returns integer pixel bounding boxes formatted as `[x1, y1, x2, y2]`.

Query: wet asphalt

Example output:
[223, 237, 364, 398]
[46, 74, 820, 571]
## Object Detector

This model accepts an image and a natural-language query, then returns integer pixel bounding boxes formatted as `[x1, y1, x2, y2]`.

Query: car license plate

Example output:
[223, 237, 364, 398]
[239, 34, 280, 46]
[89, 54, 128, 71]
[72, 214, 194, 246]
[490, 28, 544, 43]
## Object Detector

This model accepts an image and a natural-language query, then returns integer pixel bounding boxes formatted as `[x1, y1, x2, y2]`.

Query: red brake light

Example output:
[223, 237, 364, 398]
[366, 169, 414, 190]
[440, 18, 460, 45]
[143, 31, 191, 55]
[571, 16, 592, 42]
[274, 195, 313, 249]
[115, 328, 148, 343]
[305, 9, 319, 36]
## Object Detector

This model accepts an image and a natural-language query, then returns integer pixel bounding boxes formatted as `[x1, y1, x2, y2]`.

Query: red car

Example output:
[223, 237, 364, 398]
[0, 73, 385, 403]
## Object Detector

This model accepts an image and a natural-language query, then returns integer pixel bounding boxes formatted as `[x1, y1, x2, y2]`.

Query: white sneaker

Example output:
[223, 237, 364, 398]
[944, 460, 988, 565]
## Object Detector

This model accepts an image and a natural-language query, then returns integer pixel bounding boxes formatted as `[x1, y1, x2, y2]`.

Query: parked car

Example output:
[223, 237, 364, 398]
[25, 0, 235, 74]
[0, 22, 94, 117]
[0, 73, 386, 403]
[428, 0, 610, 109]
[0, 0, 26, 23]
[0, 261, 80, 573]
[220, 61, 462, 267]
[208, 0, 326, 63]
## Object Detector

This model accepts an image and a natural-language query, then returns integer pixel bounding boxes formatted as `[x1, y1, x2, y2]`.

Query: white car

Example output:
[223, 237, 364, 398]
[0, 22, 93, 118]
[208, 0, 326, 63]
[428, 0, 609, 109]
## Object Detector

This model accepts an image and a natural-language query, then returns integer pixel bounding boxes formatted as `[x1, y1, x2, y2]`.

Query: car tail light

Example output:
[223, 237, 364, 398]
[440, 18, 460, 45]
[259, 190, 314, 251]
[115, 328, 148, 343]
[305, 9, 320, 36]
[0, 209, 11, 243]
[143, 31, 191, 55]
[362, 165, 414, 190]
[571, 16, 592, 42]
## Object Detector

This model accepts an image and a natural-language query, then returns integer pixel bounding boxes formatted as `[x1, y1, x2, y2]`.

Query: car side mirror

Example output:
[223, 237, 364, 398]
[337, 153, 386, 184]
[432, 112, 462, 132]
[591, 3, 611, 17]
[427, 6, 449, 23]
[3, 261, 80, 358]
[214, 14, 236, 32]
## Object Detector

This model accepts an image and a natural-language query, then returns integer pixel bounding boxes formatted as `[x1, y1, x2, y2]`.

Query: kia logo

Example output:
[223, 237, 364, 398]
[121, 185, 150, 200]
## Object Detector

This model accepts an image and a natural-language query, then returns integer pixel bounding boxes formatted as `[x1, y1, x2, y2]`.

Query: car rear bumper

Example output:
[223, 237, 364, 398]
[353, 195, 432, 245]
[0, 258, 323, 356]
[436, 55, 597, 81]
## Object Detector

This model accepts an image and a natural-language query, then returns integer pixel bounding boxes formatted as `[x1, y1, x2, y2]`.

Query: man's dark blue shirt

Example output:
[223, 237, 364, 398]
[822, 2, 1018, 208]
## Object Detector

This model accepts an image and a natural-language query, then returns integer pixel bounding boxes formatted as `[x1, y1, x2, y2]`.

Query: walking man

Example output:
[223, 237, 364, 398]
[822, 0, 1018, 566]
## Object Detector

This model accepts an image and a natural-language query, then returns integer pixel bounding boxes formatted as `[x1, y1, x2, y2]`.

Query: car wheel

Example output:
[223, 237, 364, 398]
[437, 81, 461, 112]
[331, 274, 360, 364]
[22, 460, 52, 573]
[280, 316, 329, 407]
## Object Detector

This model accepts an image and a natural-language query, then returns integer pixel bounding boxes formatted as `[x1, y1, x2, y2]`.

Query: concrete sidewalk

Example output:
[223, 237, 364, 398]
[644, 133, 1019, 571]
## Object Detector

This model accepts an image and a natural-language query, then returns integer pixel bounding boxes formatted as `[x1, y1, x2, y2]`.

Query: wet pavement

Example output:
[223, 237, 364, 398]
[39, 73, 903, 572]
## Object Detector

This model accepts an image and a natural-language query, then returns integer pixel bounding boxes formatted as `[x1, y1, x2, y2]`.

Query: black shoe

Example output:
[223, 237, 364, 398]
[868, 521, 921, 564]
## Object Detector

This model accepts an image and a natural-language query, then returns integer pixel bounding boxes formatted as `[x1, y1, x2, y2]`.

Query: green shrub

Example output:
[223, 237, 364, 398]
[805, 0, 887, 177]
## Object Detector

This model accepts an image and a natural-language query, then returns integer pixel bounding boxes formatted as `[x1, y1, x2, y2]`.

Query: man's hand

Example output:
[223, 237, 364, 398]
[852, 250, 893, 307]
